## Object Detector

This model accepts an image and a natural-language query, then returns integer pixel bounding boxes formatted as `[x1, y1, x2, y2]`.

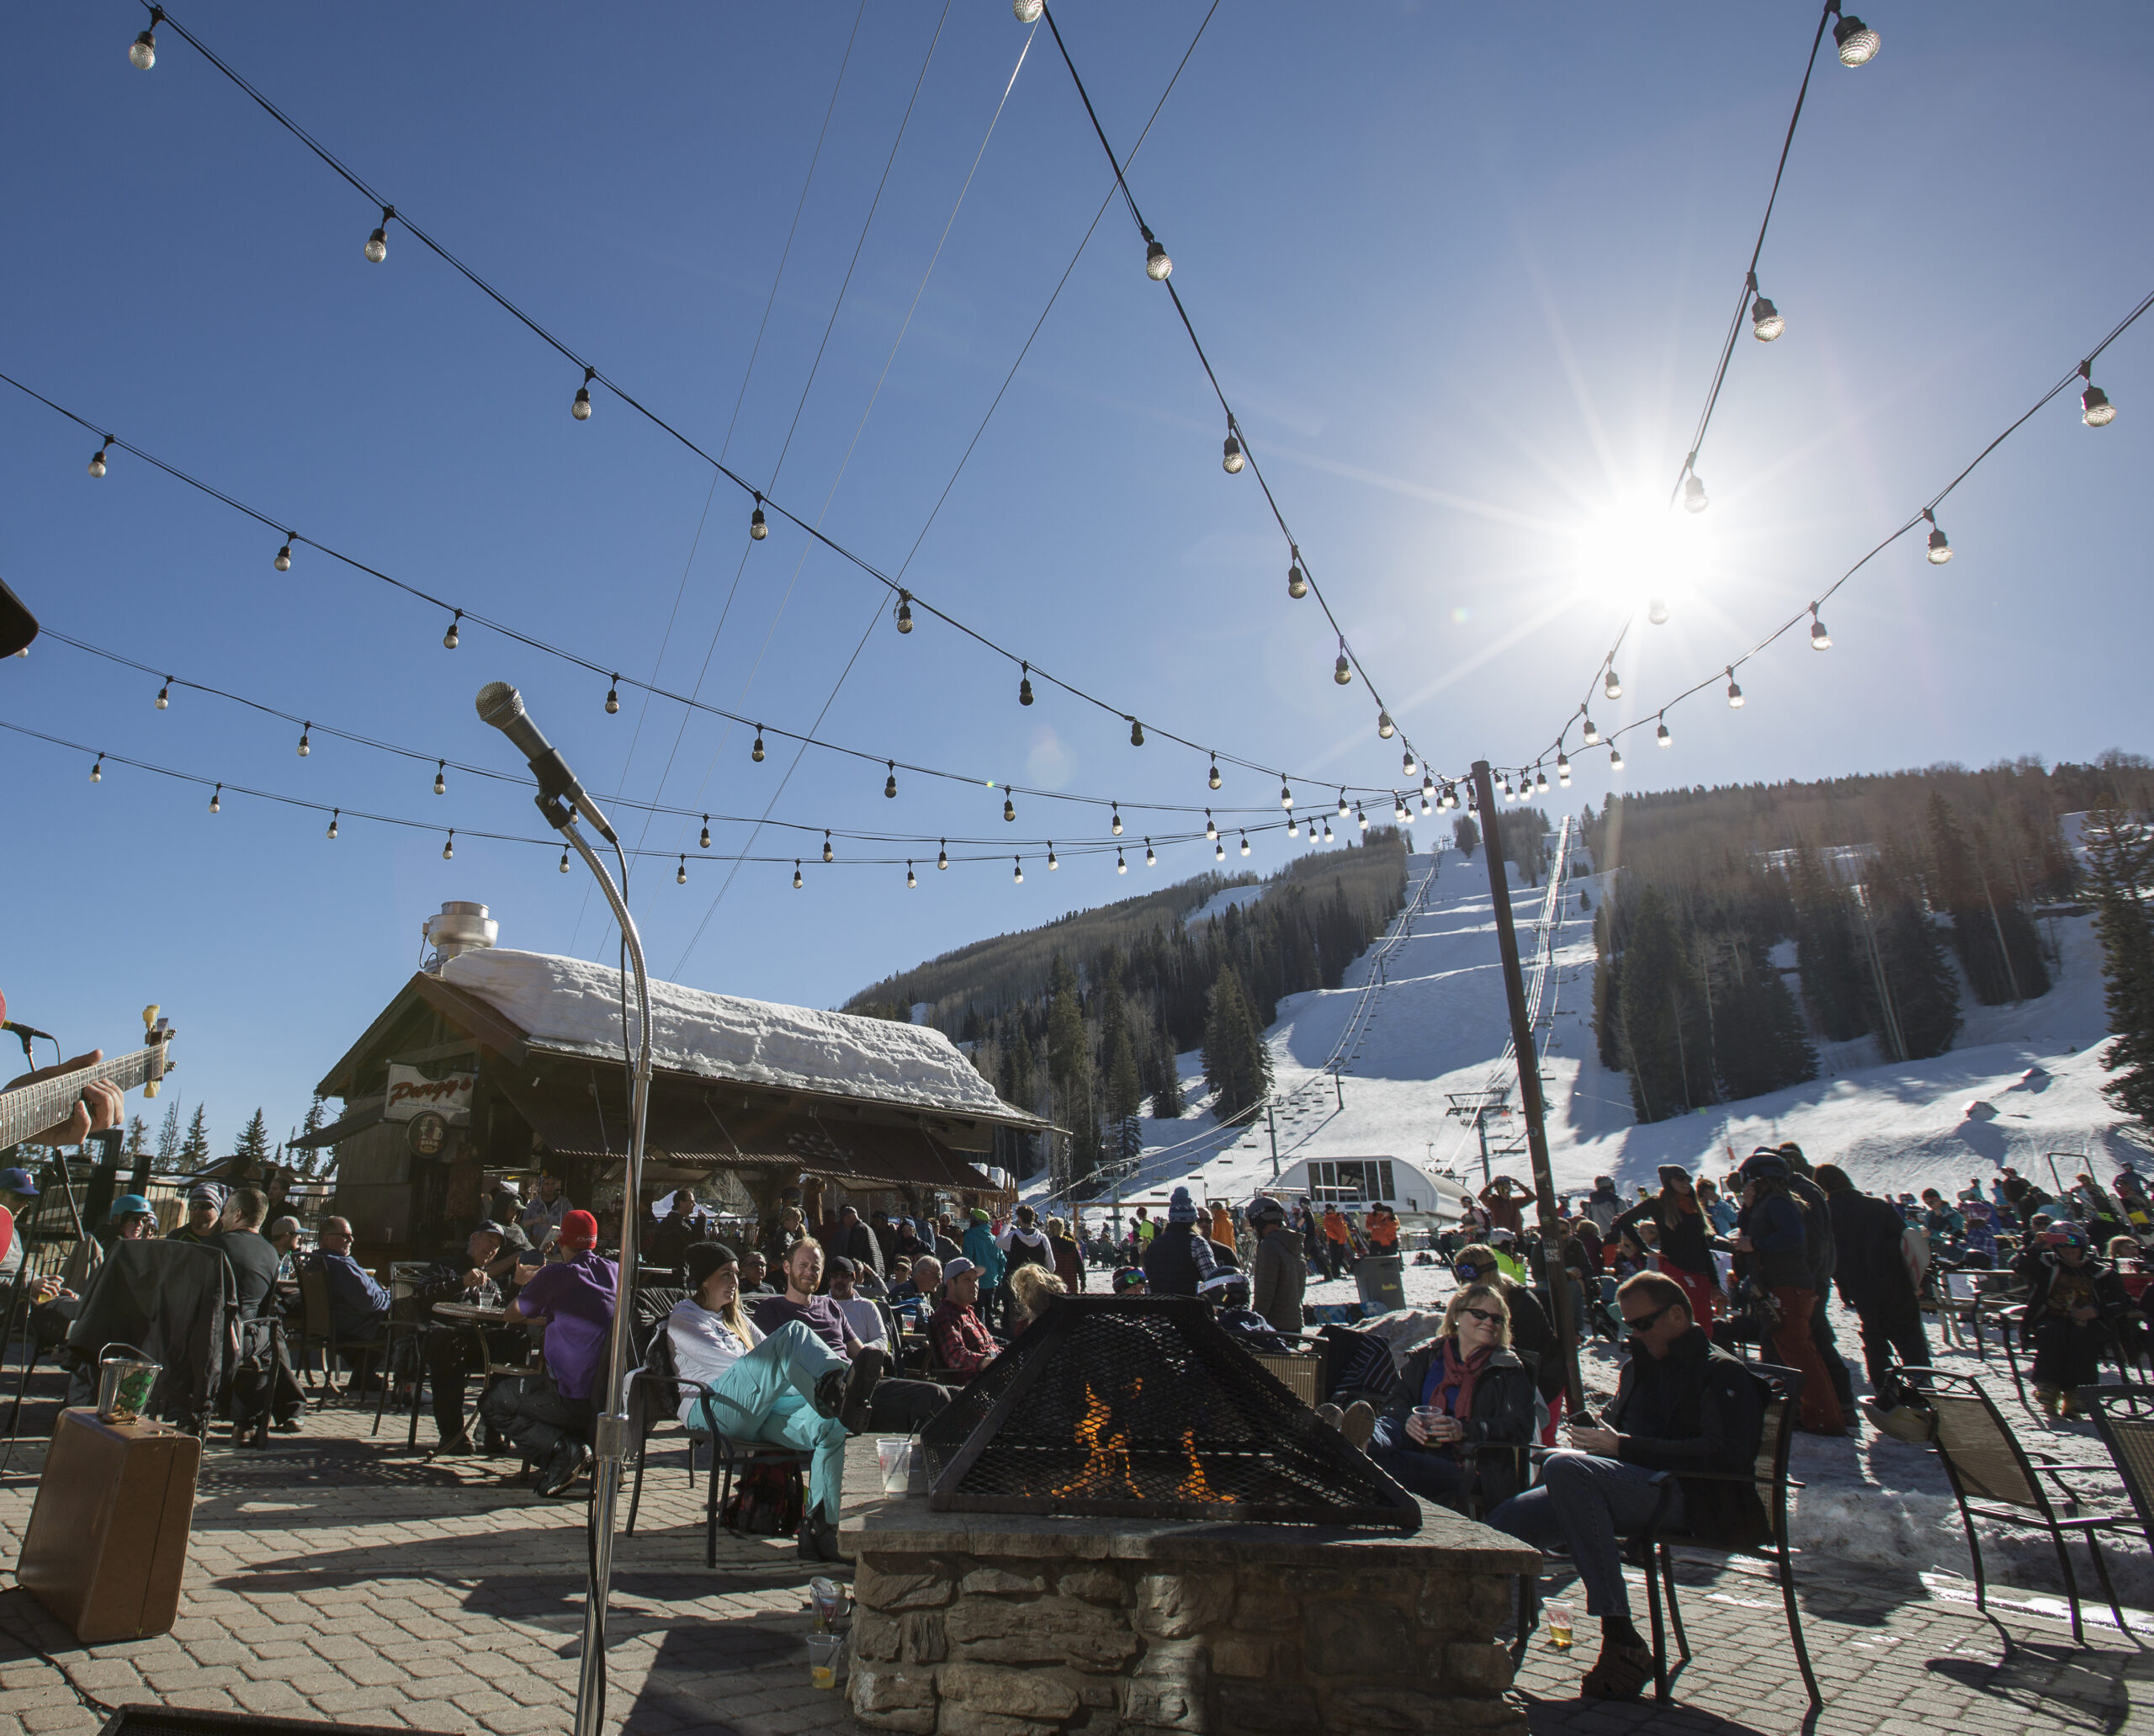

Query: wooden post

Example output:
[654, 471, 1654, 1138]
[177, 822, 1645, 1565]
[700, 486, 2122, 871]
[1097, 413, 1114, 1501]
[1470, 761, 1584, 1414]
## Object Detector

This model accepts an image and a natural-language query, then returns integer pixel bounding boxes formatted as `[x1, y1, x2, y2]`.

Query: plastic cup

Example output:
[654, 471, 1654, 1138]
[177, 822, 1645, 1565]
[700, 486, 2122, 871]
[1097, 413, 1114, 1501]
[1547, 1599, 1574, 1650]
[807, 1632, 844, 1690]
[876, 1437, 912, 1494]
[1411, 1404, 1444, 1445]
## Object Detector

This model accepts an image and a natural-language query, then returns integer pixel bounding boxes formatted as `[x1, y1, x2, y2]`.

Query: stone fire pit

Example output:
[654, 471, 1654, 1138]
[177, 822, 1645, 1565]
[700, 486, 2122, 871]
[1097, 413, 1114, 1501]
[841, 1496, 1536, 1735]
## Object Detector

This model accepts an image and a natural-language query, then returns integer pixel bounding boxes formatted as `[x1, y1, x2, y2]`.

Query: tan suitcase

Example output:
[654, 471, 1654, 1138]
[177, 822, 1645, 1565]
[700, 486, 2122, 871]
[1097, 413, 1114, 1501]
[19, 1407, 200, 1643]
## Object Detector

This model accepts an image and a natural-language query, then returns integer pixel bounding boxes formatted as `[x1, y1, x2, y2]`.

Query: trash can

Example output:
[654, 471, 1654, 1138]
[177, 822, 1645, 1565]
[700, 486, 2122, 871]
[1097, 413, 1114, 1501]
[1354, 1254, 1405, 1316]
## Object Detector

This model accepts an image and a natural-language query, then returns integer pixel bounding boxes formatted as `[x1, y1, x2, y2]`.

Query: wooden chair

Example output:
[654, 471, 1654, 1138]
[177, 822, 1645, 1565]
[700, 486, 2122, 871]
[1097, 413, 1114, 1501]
[296, 1267, 387, 1404]
[1906, 1366, 2139, 1643]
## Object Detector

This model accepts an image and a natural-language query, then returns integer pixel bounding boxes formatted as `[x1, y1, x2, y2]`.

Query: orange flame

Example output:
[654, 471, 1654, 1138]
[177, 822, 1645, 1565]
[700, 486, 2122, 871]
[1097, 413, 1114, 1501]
[1173, 1428, 1235, 1504]
[1053, 1383, 1142, 1500]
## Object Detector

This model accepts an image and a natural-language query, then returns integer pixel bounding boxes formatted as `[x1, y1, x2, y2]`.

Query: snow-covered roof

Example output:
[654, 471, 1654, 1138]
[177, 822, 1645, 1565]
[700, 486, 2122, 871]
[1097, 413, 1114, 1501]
[439, 948, 1026, 1123]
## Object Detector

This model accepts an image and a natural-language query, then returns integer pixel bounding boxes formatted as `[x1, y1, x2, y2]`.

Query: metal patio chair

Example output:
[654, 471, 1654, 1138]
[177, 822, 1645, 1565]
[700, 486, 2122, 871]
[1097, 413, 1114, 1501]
[1903, 1366, 2138, 1643]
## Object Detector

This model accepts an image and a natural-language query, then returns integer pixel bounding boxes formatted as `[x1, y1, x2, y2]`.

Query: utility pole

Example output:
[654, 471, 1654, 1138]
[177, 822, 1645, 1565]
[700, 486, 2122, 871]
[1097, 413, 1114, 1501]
[1333, 1068, 1344, 1111]
[1472, 761, 1584, 1415]
[1267, 1106, 1280, 1180]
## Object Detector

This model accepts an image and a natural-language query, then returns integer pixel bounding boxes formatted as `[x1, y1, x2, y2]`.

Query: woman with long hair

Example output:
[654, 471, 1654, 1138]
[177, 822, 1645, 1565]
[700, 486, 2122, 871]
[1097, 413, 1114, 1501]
[1732, 1151, 1843, 1435]
[1612, 1165, 1722, 1327]
[1365, 1283, 1535, 1514]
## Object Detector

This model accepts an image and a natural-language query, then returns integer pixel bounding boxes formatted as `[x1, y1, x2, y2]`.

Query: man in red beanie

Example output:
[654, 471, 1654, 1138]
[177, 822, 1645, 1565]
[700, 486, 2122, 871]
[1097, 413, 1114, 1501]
[481, 1208, 617, 1495]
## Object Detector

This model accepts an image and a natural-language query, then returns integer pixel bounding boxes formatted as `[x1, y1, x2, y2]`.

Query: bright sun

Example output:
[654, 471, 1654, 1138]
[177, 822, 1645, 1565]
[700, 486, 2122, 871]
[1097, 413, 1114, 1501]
[1572, 491, 1715, 623]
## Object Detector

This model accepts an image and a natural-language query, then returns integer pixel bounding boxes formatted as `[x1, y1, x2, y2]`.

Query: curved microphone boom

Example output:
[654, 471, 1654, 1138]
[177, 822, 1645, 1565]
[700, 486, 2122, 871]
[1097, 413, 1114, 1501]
[475, 682, 618, 842]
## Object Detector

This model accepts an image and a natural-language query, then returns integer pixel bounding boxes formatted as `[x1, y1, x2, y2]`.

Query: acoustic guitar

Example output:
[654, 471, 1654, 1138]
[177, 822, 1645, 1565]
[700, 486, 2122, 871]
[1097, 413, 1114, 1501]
[0, 1006, 176, 1151]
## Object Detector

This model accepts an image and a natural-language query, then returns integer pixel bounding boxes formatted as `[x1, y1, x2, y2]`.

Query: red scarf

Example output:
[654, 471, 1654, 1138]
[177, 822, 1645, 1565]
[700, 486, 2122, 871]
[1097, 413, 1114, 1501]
[1424, 1337, 1493, 1452]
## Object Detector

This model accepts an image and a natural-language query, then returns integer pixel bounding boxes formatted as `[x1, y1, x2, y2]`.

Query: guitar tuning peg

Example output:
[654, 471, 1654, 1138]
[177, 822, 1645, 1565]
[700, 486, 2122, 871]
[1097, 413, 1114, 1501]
[142, 1004, 159, 1030]
[144, 1080, 159, 1098]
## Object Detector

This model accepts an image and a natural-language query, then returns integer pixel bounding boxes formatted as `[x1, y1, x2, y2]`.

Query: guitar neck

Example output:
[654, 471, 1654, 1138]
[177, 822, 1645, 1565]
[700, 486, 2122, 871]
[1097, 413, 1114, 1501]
[0, 1048, 162, 1151]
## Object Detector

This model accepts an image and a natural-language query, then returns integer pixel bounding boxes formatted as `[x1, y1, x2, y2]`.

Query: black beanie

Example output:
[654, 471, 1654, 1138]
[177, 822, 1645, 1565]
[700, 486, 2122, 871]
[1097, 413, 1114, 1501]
[685, 1243, 739, 1288]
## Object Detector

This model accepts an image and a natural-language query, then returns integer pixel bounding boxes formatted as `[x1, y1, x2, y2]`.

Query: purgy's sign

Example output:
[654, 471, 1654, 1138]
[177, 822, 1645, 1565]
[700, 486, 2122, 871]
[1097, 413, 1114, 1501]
[385, 1064, 475, 1124]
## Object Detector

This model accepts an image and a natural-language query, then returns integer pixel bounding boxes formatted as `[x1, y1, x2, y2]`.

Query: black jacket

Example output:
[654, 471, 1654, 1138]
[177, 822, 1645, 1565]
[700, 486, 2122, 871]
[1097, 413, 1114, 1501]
[1498, 1278, 1564, 1404]
[1605, 1326, 1768, 1544]
[1611, 1194, 1714, 1279]
[1789, 1175, 1837, 1287]
[1383, 1339, 1537, 1509]
[2024, 1251, 2131, 1328]
[1826, 1189, 1916, 1314]
[207, 1229, 282, 1320]
[1143, 1225, 1224, 1298]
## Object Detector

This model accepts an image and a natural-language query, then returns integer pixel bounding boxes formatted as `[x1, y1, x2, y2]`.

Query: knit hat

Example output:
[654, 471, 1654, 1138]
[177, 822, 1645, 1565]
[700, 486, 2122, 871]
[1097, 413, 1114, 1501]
[557, 1208, 600, 1251]
[1657, 1165, 1692, 1190]
[188, 1183, 225, 1209]
[1168, 1187, 1198, 1225]
[968, 1208, 992, 1224]
[1111, 1266, 1148, 1294]
[684, 1243, 737, 1287]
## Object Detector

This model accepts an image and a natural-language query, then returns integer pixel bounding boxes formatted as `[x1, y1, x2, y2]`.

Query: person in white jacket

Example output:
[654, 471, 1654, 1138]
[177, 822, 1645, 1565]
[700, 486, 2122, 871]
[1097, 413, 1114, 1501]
[994, 1204, 1053, 1328]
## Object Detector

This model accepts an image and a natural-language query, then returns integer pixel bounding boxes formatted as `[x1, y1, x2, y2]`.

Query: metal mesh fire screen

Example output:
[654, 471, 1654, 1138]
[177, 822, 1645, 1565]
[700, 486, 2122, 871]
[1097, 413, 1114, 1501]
[919, 1296, 1421, 1530]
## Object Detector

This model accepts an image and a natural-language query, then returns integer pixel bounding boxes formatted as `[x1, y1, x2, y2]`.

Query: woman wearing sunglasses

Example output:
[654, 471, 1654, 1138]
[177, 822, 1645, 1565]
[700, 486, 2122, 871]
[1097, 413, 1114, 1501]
[1366, 1282, 1535, 1515]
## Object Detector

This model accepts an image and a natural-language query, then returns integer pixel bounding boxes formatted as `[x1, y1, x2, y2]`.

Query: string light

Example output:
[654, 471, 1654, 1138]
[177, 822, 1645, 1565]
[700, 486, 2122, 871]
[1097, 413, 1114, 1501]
[156, 681, 170, 709]
[434, 761, 446, 795]
[1377, 710, 1394, 740]
[895, 591, 915, 634]
[274, 540, 292, 572]
[1128, 719, 1144, 746]
[1649, 596, 1669, 625]
[1446, 786, 1460, 810]
[699, 818, 711, 849]
[130, 11, 160, 70]
[1287, 555, 1308, 601]
[2081, 363, 2116, 426]
[1557, 753, 1571, 787]
[442, 830, 454, 859]
[1356, 802, 1367, 831]
[1111, 803, 1123, 836]
[1750, 293, 1785, 342]
[90, 754, 103, 783]
[1239, 831, 1250, 856]
[822, 830, 835, 863]
[1656, 714, 1672, 748]
[1604, 666, 1622, 700]
[1413, 799, 1425, 821]
[1143, 230, 1172, 281]
[1208, 758, 1221, 790]
[327, 809, 339, 840]
[1019, 664, 1034, 706]
[296, 725, 310, 757]
[1014, 857, 1024, 884]
[443, 611, 462, 650]
[1280, 780, 1293, 810]
[885, 763, 899, 799]
[751, 494, 768, 539]
[364, 207, 392, 265]
[1145, 839, 1156, 867]
[1334, 637, 1352, 686]
[605, 680, 620, 714]
[1683, 473, 1708, 514]
[938, 841, 948, 870]
[752, 729, 765, 763]
[559, 847, 570, 873]
[1403, 749, 1417, 777]
[1809, 607, 1831, 650]
[1015, 0, 1044, 23]
[1004, 794, 1016, 823]
[572, 367, 595, 421]
[1727, 667, 1745, 709]
[676, 856, 687, 885]
[1205, 811, 1218, 840]
[1287, 813, 1299, 838]
[88, 443, 109, 478]
[1536, 767, 1549, 792]
[1222, 419, 1244, 475]
[793, 862, 804, 889]
[1923, 509, 1952, 565]
[1336, 789, 1349, 817]
[1831, 8, 1881, 66]
[907, 862, 917, 888]
[1048, 844, 1058, 870]
[1215, 840, 1225, 860]
[1117, 850, 1127, 873]
[1581, 715, 1600, 746]
[1609, 746, 1624, 772]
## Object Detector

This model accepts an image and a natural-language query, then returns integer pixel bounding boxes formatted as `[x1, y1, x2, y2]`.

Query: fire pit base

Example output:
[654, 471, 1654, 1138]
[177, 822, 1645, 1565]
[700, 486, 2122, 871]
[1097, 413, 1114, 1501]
[841, 1498, 1537, 1735]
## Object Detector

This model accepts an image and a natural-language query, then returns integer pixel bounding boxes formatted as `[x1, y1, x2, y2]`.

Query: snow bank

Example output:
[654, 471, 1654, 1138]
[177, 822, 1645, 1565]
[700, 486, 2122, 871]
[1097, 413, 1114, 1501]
[441, 948, 1015, 1118]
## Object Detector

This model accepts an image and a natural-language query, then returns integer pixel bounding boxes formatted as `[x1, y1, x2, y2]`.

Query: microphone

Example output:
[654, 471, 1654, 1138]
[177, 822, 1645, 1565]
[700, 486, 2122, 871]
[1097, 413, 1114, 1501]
[2, 1022, 55, 1043]
[475, 682, 618, 843]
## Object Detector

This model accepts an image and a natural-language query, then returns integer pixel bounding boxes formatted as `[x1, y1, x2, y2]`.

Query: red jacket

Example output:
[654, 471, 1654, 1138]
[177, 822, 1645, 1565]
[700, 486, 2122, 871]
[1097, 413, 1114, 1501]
[929, 1298, 998, 1375]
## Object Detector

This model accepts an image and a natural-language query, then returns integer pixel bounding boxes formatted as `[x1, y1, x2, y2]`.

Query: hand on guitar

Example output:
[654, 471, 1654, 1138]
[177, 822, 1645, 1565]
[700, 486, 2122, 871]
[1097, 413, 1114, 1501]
[4, 1050, 125, 1146]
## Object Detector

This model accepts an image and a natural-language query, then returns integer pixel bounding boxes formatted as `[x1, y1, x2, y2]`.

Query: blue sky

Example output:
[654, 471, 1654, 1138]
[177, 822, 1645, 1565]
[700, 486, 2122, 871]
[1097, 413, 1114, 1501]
[3, 3, 2149, 1151]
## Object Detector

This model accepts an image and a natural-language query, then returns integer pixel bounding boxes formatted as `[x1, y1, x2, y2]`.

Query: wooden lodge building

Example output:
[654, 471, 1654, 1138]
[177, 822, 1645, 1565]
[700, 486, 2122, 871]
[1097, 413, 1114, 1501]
[298, 903, 1042, 1264]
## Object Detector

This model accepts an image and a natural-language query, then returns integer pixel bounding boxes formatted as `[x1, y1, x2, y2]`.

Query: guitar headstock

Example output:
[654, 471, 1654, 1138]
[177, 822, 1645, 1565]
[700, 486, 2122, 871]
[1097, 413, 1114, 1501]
[142, 1004, 174, 1096]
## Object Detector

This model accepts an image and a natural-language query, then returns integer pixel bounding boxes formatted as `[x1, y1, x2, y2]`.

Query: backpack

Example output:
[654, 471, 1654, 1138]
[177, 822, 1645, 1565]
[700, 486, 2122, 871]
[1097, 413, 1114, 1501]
[722, 1458, 805, 1536]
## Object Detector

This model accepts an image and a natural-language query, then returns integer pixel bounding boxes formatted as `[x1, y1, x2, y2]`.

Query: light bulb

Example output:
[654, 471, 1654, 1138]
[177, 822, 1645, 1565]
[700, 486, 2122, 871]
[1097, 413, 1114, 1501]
[1205, 811, 1218, 840]
[938, 841, 948, 870]
[605, 682, 620, 714]
[1216, 841, 1225, 860]
[676, 857, 687, 885]
[1656, 717, 1671, 749]
[1377, 709, 1394, 740]
[1129, 719, 1144, 746]
[434, 762, 446, 796]
[274, 542, 292, 572]
[1145, 841, 1156, 867]
[365, 223, 389, 265]
[1446, 787, 1460, 810]
[1016, 858, 1027, 884]
[1337, 790, 1349, 817]
[1287, 558, 1308, 600]
[88, 446, 109, 478]
[1422, 773, 1435, 798]
[1750, 296, 1785, 342]
[1117, 852, 1127, 874]
[1414, 801, 1425, 820]
[443, 832, 455, 861]
[130, 27, 157, 70]
[297, 727, 310, 757]
[751, 497, 768, 539]
[1280, 781, 1292, 810]
[793, 863, 804, 889]
[1604, 666, 1622, 700]
[1326, 817, 1339, 838]
[1499, 778, 1512, 802]
[1833, 13, 1881, 65]
[1334, 650, 1353, 686]
[559, 848, 570, 873]
[885, 765, 899, 799]
[1557, 753, 1571, 787]
[443, 612, 462, 650]
[1015, 0, 1043, 20]
[572, 385, 592, 421]
[1048, 846, 1058, 870]
[1810, 609, 1832, 650]
[1536, 768, 1549, 792]
[907, 863, 917, 888]
[1403, 750, 1416, 777]
[1111, 804, 1123, 836]
[90, 755, 103, 783]
[752, 730, 766, 762]
[1582, 715, 1600, 746]
[327, 810, 340, 840]
[1609, 747, 1624, 772]
[1222, 429, 1244, 474]
[895, 592, 914, 634]
[1239, 832, 1250, 857]
[1683, 473, 1707, 514]
[2082, 381, 2117, 427]
[699, 819, 711, 849]
[822, 831, 835, 863]
[1287, 814, 1299, 838]
[1020, 664, 1035, 706]
[1004, 794, 1016, 823]
[1726, 668, 1745, 709]
[155, 682, 169, 709]
[1649, 595, 1670, 625]
[1145, 237, 1172, 281]
[1925, 514, 1952, 565]
[1356, 803, 1368, 830]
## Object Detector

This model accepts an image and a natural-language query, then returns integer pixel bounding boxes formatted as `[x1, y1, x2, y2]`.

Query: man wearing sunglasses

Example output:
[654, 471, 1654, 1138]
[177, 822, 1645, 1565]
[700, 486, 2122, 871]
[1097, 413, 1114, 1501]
[1486, 1271, 1764, 1703]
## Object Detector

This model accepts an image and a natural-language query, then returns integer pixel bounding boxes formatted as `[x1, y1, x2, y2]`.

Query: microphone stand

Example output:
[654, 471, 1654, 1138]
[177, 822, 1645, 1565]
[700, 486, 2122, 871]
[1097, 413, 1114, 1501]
[545, 798, 651, 1736]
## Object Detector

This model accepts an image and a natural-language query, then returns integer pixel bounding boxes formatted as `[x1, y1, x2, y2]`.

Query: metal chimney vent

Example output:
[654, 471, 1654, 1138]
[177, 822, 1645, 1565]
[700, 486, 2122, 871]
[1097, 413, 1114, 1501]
[919, 1296, 1422, 1531]
[423, 900, 497, 971]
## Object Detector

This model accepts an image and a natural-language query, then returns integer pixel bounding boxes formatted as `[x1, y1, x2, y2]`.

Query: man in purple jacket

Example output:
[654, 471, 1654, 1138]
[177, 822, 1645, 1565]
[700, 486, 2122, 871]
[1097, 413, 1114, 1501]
[480, 1208, 616, 1496]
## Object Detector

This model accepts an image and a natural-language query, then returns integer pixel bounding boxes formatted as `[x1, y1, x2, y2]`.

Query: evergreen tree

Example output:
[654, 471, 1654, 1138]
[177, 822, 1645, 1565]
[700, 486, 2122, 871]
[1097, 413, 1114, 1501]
[1924, 792, 2051, 1006]
[1615, 886, 1706, 1122]
[1106, 1025, 1144, 1167]
[300, 1093, 327, 1141]
[179, 1104, 212, 1169]
[2084, 808, 2154, 1125]
[1452, 816, 1480, 859]
[1790, 842, 1870, 1041]
[155, 1101, 183, 1165]
[1709, 939, 1818, 1100]
[1149, 1027, 1185, 1119]
[234, 1108, 272, 1170]
[1202, 967, 1272, 1122]
[124, 1114, 148, 1158]
[1861, 836, 1961, 1060]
